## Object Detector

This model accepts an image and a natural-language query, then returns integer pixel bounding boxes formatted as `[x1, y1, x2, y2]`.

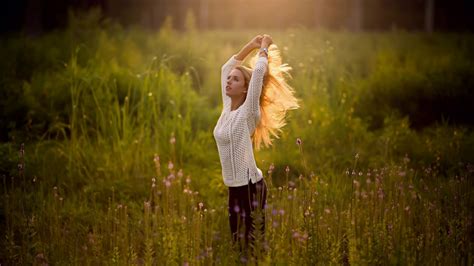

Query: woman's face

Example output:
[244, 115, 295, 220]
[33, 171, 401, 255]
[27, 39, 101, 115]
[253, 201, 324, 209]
[225, 69, 246, 98]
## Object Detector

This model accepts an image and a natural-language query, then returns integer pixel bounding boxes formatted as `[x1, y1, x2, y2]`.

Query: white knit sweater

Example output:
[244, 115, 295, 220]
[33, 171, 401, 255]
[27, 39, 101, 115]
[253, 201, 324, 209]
[213, 55, 268, 187]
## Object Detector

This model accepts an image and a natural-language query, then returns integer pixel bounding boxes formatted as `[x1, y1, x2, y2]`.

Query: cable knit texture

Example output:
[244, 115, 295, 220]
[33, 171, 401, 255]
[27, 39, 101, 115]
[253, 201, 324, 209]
[213, 55, 268, 187]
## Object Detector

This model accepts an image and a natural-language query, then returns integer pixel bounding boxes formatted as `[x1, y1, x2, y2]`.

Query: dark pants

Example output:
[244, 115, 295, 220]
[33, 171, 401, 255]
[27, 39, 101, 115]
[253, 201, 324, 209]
[228, 178, 267, 251]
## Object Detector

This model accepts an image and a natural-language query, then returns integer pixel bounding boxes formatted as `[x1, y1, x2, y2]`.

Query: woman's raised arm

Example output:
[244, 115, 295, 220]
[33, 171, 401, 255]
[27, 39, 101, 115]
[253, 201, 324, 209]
[235, 35, 263, 60]
[220, 35, 263, 109]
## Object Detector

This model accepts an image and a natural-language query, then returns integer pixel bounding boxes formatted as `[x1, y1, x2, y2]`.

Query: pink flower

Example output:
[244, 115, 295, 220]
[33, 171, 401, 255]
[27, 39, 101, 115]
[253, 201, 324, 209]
[296, 138, 302, 146]
[233, 205, 240, 213]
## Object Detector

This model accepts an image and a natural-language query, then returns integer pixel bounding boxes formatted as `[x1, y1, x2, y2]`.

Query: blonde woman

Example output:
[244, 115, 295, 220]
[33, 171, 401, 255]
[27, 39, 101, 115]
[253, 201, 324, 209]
[213, 34, 299, 252]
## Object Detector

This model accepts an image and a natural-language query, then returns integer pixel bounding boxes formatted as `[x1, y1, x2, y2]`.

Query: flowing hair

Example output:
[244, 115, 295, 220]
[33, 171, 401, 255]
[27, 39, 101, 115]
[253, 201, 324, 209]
[238, 44, 300, 150]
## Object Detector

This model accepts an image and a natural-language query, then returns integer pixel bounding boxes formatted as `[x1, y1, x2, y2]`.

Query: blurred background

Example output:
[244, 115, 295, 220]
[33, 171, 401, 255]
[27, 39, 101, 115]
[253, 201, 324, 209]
[2, 0, 474, 35]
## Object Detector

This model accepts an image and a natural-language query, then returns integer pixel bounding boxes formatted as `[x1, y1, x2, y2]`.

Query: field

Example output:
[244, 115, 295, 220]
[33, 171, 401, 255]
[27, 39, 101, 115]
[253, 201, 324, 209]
[1, 12, 473, 264]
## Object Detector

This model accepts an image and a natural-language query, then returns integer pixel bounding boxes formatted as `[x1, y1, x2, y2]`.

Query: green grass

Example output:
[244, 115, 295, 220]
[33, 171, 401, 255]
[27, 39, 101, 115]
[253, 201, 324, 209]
[1, 11, 473, 264]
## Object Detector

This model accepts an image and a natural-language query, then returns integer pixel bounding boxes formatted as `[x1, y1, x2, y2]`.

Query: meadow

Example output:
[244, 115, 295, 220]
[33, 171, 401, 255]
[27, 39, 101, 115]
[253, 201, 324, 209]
[1, 11, 473, 264]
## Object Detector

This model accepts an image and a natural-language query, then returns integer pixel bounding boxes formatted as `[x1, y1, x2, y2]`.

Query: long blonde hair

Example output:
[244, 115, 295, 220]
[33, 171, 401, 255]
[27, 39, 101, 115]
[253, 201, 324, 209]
[237, 44, 300, 150]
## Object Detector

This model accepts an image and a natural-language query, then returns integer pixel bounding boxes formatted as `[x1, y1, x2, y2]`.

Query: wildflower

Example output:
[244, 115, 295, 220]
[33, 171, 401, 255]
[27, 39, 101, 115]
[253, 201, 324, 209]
[152, 178, 156, 183]
[170, 136, 176, 145]
[233, 205, 240, 213]
[358, 172, 362, 176]
[272, 221, 279, 228]
[268, 163, 275, 174]
[296, 138, 302, 146]
[164, 180, 171, 188]
[153, 154, 160, 163]
[387, 224, 393, 232]
[285, 166, 290, 173]
[355, 153, 359, 159]
[304, 209, 310, 217]
[35, 253, 46, 263]
[198, 202, 204, 209]
[279, 209, 285, 215]
[168, 161, 174, 170]
[186, 177, 191, 184]
[353, 180, 360, 188]
[252, 200, 258, 208]
[292, 231, 300, 239]
[324, 208, 331, 214]
[177, 169, 183, 178]
[377, 188, 385, 200]
[301, 232, 309, 241]
[288, 181, 295, 188]
[403, 154, 410, 164]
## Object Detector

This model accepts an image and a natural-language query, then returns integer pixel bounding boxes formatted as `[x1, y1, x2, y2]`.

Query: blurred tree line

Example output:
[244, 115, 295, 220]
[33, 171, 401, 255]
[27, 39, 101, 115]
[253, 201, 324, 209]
[2, 0, 474, 35]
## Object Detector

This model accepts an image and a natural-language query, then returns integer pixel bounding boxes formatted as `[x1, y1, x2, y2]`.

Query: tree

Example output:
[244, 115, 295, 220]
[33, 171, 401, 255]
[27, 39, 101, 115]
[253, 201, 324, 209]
[352, 0, 363, 31]
[425, 0, 434, 33]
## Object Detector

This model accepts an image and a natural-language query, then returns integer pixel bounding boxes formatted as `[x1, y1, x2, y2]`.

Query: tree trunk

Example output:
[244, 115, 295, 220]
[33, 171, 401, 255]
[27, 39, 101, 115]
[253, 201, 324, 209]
[425, 0, 434, 33]
[314, 0, 322, 28]
[352, 0, 363, 31]
[24, 0, 43, 35]
[199, 0, 208, 30]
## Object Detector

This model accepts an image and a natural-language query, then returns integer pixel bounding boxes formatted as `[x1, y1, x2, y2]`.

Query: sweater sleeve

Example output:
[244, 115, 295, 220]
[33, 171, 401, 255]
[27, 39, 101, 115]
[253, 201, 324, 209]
[221, 55, 243, 110]
[243, 56, 268, 119]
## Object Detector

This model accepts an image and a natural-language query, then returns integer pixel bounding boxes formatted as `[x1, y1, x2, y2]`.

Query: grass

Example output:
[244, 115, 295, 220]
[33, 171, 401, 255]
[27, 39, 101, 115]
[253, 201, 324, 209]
[0, 10, 473, 264]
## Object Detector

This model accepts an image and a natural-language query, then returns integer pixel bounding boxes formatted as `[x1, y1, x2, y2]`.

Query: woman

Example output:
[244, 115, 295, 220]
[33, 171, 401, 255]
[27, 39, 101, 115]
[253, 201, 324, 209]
[213, 34, 299, 251]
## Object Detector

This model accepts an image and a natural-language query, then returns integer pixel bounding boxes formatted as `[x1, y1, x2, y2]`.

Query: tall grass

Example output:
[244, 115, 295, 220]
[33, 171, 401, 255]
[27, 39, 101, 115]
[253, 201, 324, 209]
[1, 10, 473, 264]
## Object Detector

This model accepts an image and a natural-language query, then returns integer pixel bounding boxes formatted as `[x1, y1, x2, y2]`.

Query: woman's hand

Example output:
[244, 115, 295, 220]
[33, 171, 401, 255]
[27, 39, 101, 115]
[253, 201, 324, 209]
[261, 34, 273, 48]
[235, 35, 265, 61]
[248, 35, 263, 49]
